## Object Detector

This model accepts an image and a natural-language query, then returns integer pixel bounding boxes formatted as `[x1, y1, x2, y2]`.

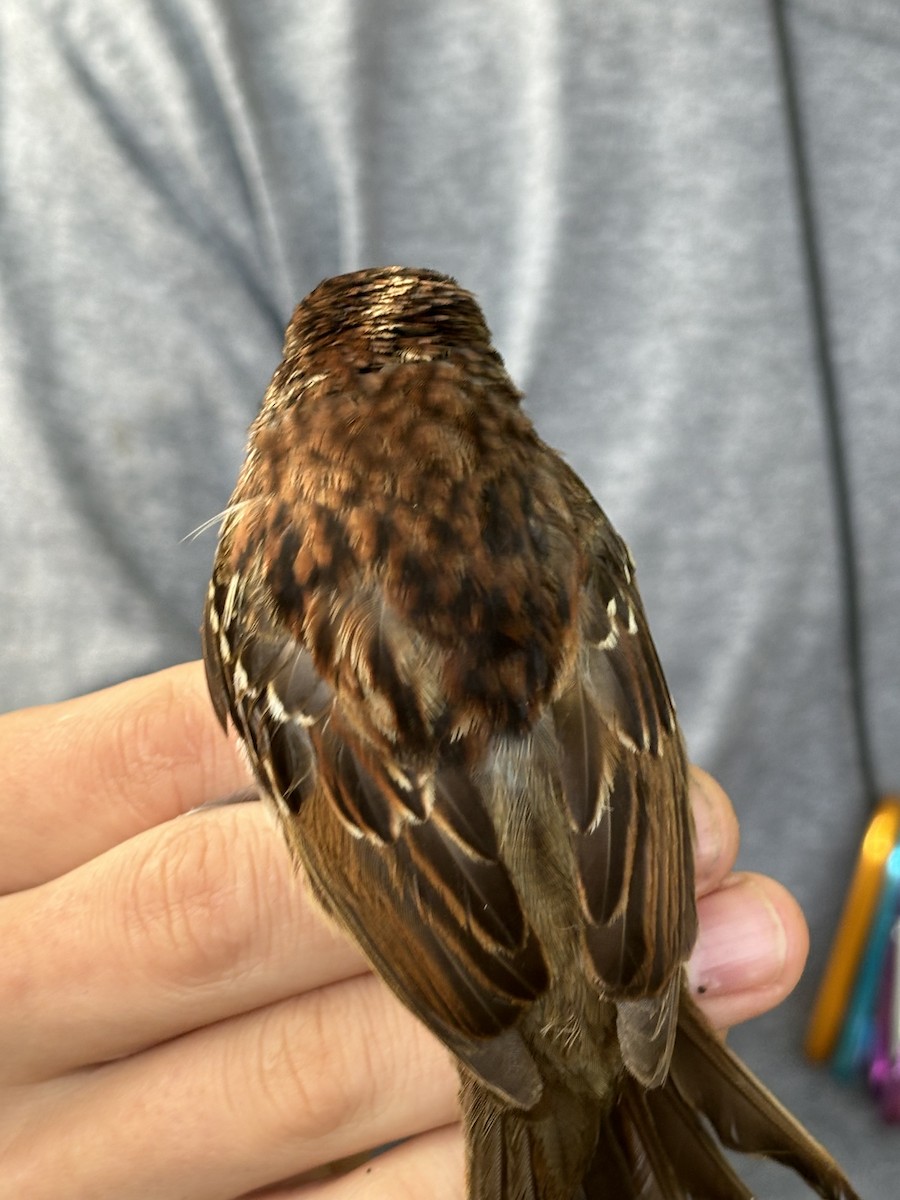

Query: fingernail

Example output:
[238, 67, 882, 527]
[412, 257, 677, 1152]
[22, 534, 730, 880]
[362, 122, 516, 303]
[686, 875, 787, 996]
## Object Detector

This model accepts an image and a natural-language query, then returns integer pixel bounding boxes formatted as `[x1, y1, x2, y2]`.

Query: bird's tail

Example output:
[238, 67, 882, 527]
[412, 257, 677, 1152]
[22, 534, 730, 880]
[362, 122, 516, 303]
[460, 1066, 604, 1200]
[585, 994, 860, 1199]
[461, 995, 860, 1199]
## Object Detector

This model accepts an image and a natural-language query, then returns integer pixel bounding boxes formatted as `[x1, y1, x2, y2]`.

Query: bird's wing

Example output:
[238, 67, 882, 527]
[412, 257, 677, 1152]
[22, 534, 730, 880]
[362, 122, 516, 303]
[550, 499, 698, 1086]
[203, 573, 547, 1109]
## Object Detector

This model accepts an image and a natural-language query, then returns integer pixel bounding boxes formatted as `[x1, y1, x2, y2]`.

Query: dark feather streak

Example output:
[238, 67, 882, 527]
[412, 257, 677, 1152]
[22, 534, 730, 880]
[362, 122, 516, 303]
[407, 820, 529, 953]
[552, 683, 603, 834]
[576, 755, 638, 925]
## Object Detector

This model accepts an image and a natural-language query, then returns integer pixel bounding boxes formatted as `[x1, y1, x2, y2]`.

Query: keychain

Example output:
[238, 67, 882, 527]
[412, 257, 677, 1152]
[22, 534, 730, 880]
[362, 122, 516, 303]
[869, 916, 900, 1122]
[806, 798, 900, 1122]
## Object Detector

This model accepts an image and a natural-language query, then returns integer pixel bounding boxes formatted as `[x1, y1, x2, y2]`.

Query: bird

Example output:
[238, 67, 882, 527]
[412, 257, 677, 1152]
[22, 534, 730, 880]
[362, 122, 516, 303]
[202, 265, 859, 1199]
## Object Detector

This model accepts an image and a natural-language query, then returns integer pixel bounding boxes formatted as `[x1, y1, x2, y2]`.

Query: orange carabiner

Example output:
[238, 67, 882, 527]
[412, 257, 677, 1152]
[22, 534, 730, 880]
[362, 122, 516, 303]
[805, 797, 900, 1062]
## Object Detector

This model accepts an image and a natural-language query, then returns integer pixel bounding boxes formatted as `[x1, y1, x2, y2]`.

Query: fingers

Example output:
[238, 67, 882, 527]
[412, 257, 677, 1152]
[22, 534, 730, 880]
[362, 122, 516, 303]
[0, 662, 247, 892]
[0, 661, 464, 1198]
[5, 975, 460, 1200]
[0, 801, 369, 1083]
[289, 1127, 464, 1199]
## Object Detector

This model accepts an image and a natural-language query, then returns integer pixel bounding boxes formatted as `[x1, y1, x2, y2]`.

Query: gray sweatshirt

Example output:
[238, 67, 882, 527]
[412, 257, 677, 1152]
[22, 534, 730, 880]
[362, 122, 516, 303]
[2, 2, 898, 1193]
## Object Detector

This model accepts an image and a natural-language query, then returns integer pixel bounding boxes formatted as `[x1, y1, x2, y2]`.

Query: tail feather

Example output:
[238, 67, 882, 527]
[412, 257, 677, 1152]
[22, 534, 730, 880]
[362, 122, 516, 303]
[583, 994, 860, 1199]
[466, 1100, 540, 1200]
[596, 1081, 685, 1198]
[668, 995, 860, 1200]
[587, 1073, 754, 1199]
[641, 1076, 755, 1198]
[458, 994, 860, 1198]
[460, 1070, 601, 1200]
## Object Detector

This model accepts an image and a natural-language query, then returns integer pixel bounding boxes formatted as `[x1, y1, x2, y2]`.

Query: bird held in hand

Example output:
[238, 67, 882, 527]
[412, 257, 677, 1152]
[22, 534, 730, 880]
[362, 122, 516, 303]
[203, 265, 859, 1199]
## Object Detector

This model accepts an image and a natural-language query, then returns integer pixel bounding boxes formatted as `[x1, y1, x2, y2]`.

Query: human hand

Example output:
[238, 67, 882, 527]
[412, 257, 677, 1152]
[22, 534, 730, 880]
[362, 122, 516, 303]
[0, 663, 808, 1198]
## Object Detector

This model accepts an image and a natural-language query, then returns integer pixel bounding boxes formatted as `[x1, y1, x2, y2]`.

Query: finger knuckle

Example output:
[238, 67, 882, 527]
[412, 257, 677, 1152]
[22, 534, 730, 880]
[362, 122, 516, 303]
[253, 982, 381, 1146]
[121, 815, 266, 982]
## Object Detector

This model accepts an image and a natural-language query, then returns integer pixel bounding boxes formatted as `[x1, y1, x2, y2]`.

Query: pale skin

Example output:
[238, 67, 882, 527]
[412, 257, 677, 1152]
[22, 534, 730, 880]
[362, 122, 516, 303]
[0, 662, 810, 1200]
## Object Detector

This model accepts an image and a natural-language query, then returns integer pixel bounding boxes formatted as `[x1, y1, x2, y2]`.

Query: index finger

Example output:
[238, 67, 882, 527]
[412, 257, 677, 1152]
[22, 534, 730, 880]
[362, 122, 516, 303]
[0, 661, 249, 892]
